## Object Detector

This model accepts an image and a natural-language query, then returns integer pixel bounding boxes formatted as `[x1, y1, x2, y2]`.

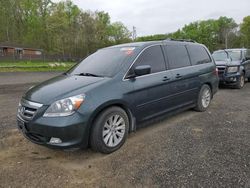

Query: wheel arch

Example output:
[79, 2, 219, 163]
[203, 82, 213, 98]
[87, 100, 136, 139]
[242, 69, 246, 75]
[240, 65, 245, 75]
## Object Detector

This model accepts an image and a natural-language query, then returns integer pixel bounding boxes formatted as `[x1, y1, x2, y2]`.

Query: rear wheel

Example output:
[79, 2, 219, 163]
[235, 74, 245, 89]
[90, 106, 129, 154]
[194, 84, 212, 112]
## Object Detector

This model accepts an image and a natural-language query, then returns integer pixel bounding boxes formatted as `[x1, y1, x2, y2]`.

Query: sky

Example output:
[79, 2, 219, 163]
[52, 0, 250, 36]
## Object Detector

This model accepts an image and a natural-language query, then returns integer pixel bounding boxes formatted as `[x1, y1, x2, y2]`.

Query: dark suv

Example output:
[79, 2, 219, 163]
[212, 48, 250, 89]
[17, 39, 219, 153]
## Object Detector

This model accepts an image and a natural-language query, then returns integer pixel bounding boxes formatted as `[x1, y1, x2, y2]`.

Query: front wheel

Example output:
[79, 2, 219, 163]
[90, 106, 129, 154]
[194, 84, 212, 112]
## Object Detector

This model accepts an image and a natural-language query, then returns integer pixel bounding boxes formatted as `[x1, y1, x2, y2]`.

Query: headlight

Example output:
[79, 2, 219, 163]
[227, 66, 238, 73]
[43, 94, 85, 117]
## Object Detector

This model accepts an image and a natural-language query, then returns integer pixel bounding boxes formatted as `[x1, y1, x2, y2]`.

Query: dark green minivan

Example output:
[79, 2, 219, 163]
[17, 39, 219, 153]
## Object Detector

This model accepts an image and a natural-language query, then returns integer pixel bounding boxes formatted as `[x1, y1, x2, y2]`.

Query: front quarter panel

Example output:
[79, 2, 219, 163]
[77, 76, 135, 127]
[242, 59, 250, 77]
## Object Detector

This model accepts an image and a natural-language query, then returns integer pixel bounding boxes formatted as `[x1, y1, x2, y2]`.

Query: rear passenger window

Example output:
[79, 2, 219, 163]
[187, 45, 211, 65]
[131, 45, 166, 74]
[165, 45, 191, 69]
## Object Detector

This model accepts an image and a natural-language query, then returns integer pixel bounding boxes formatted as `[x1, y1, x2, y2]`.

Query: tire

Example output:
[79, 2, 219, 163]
[194, 84, 212, 112]
[90, 106, 129, 154]
[235, 73, 245, 89]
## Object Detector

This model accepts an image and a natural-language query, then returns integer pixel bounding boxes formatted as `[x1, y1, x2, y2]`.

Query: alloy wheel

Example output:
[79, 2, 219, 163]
[240, 75, 245, 88]
[102, 115, 126, 147]
[201, 88, 211, 108]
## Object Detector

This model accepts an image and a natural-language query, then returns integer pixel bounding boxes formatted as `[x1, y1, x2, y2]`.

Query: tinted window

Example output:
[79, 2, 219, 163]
[187, 45, 211, 65]
[69, 47, 135, 77]
[130, 45, 166, 75]
[165, 45, 191, 69]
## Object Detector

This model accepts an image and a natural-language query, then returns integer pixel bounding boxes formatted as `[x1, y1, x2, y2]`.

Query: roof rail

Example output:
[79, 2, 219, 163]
[165, 38, 196, 43]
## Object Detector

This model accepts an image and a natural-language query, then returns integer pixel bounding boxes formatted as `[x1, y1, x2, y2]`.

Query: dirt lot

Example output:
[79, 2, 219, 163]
[0, 72, 250, 188]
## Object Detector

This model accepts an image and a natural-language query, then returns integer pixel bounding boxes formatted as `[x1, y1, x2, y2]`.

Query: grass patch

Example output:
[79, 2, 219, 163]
[0, 61, 76, 72]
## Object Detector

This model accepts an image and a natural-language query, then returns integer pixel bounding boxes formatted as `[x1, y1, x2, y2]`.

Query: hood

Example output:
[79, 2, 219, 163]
[215, 60, 241, 66]
[23, 74, 106, 104]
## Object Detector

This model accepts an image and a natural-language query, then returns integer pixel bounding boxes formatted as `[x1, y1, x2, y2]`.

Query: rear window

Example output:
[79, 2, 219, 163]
[165, 45, 191, 69]
[187, 45, 211, 65]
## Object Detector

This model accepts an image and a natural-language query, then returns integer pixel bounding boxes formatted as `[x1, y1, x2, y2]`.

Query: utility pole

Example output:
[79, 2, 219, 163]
[132, 26, 137, 41]
[225, 30, 228, 49]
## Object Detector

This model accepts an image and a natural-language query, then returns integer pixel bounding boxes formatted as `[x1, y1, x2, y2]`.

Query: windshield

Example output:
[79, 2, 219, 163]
[68, 47, 136, 77]
[212, 51, 228, 61]
[226, 50, 242, 61]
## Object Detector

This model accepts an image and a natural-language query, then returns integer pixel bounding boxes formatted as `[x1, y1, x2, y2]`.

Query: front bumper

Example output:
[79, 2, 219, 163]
[17, 111, 90, 149]
[218, 72, 241, 85]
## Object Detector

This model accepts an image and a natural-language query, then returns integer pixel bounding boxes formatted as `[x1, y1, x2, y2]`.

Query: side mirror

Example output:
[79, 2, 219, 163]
[134, 65, 151, 76]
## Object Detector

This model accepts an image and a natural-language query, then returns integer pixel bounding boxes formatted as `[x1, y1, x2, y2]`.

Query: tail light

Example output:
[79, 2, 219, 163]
[213, 67, 218, 77]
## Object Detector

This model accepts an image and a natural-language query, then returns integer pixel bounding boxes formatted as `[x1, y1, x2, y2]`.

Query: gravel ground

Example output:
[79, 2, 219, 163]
[0, 73, 250, 188]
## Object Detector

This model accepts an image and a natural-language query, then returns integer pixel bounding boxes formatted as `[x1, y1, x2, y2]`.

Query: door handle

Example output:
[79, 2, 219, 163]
[162, 76, 170, 81]
[175, 74, 182, 79]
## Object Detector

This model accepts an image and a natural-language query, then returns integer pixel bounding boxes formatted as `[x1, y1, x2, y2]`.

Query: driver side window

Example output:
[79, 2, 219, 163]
[127, 45, 166, 76]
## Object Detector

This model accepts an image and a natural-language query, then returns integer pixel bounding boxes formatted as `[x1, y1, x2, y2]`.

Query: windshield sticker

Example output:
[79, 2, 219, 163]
[120, 47, 135, 56]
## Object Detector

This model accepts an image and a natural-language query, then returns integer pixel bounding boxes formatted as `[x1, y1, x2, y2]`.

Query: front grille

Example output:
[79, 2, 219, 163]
[18, 99, 43, 121]
[217, 66, 226, 75]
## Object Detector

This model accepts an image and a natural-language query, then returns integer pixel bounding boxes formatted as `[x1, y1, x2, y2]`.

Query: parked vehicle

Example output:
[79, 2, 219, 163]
[17, 39, 219, 153]
[212, 48, 250, 89]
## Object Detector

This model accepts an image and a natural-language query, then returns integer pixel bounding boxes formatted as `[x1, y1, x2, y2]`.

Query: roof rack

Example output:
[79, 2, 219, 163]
[164, 38, 196, 43]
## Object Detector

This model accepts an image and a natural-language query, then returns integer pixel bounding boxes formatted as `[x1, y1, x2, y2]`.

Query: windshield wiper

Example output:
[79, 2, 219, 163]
[75, 72, 103, 77]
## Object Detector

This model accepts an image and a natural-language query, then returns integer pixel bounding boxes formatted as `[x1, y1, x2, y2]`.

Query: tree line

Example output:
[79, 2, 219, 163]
[137, 16, 250, 52]
[0, 0, 249, 60]
[0, 0, 131, 59]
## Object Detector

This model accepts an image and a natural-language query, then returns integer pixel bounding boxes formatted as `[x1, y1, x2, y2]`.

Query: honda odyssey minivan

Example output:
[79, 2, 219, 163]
[17, 39, 219, 153]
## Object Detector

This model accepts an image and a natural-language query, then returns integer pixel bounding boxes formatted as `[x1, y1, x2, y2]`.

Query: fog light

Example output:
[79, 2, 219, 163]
[230, 77, 236, 81]
[49, 137, 62, 144]
[229, 77, 236, 82]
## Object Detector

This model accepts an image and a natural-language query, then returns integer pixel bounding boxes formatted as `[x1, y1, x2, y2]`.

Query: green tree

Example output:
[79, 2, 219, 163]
[240, 16, 250, 48]
[216, 16, 238, 49]
[0, 0, 132, 60]
[137, 16, 239, 52]
[136, 34, 167, 42]
[109, 22, 131, 44]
